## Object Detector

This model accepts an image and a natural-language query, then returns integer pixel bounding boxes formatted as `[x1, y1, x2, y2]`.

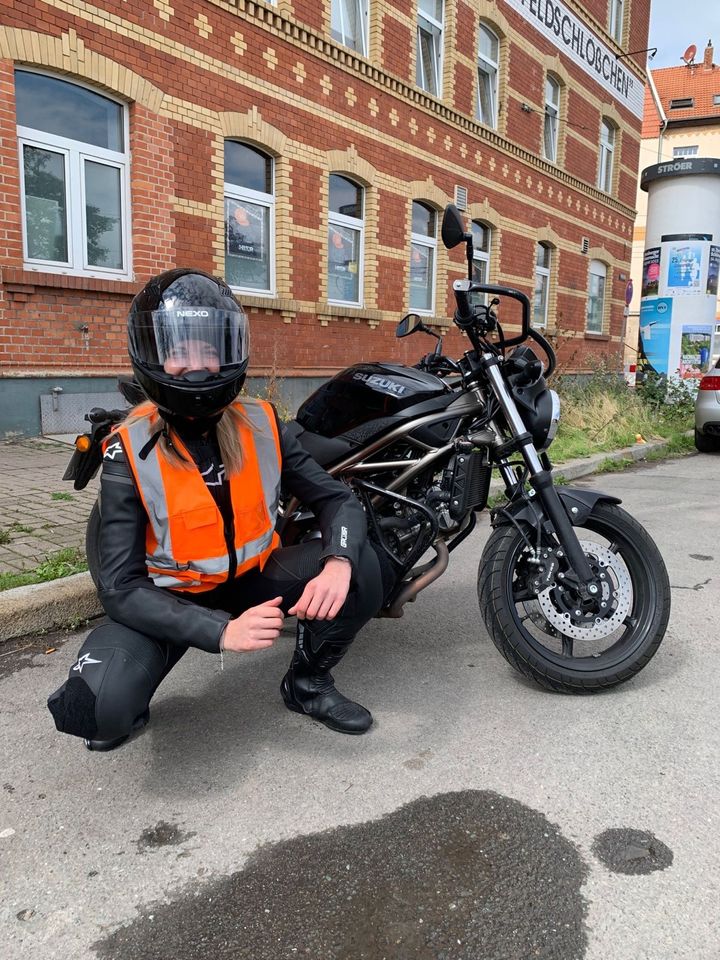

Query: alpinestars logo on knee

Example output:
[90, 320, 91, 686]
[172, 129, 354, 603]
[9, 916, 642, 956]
[72, 653, 102, 674]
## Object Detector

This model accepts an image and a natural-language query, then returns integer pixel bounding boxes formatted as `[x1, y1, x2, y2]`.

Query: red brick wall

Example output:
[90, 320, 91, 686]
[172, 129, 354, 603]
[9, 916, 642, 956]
[0, 0, 648, 390]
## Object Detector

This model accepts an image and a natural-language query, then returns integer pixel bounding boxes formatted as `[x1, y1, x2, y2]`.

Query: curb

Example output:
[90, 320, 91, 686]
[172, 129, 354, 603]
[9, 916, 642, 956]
[0, 436, 687, 644]
[0, 572, 102, 643]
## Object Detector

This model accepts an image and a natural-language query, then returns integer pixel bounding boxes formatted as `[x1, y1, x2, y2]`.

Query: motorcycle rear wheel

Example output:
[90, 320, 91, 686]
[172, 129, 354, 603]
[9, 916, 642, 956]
[478, 502, 670, 692]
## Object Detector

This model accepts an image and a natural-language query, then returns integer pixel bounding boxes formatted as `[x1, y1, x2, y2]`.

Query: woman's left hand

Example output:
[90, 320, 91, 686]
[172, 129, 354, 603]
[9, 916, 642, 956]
[288, 557, 352, 621]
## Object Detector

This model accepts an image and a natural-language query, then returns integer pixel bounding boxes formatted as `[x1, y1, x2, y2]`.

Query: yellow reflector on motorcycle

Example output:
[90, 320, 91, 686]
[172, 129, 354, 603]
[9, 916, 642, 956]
[75, 435, 92, 452]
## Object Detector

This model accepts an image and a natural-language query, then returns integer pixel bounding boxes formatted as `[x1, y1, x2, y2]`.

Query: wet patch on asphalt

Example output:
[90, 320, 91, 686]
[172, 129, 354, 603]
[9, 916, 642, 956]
[592, 828, 673, 876]
[136, 821, 197, 854]
[95, 790, 589, 960]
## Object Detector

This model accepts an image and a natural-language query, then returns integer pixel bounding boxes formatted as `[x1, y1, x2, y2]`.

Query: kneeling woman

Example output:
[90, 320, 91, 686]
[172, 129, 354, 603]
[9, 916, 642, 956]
[48, 269, 385, 751]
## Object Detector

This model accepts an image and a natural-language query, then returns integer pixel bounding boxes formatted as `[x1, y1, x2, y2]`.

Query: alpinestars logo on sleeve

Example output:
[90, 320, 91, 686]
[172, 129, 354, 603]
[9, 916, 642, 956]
[72, 653, 102, 674]
[103, 441, 123, 460]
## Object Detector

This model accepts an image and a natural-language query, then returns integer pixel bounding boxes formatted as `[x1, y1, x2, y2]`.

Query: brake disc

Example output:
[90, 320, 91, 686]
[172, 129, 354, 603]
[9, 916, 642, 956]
[536, 541, 633, 641]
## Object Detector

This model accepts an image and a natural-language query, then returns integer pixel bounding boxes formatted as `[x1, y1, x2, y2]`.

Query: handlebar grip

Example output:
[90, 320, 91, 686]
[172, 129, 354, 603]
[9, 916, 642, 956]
[452, 281, 475, 327]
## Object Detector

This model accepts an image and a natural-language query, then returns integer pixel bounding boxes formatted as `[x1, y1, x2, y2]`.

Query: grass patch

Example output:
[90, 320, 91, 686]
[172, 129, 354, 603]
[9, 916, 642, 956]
[550, 371, 694, 465]
[51, 491, 74, 501]
[0, 547, 88, 592]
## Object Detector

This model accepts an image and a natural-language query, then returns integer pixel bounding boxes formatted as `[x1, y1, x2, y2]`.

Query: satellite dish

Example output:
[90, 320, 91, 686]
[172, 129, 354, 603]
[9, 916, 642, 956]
[682, 44, 697, 64]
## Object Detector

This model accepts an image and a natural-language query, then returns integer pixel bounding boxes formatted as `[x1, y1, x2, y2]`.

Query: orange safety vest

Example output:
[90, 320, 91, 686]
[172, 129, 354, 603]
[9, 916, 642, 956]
[112, 398, 282, 593]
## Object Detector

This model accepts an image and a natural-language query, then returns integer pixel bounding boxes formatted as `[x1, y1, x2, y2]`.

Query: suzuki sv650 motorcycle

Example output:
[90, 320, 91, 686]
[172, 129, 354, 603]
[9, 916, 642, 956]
[66, 205, 670, 692]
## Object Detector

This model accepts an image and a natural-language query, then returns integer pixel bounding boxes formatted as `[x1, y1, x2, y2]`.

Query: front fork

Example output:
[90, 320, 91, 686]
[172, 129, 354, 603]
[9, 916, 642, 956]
[482, 355, 597, 590]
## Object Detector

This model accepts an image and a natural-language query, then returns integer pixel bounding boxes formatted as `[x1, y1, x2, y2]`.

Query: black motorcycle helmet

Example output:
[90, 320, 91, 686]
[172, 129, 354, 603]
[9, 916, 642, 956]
[127, 269, 249, 419]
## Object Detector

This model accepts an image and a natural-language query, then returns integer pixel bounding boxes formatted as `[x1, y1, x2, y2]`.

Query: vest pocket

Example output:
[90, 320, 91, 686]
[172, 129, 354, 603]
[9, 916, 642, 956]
[180, 505, 217, 531]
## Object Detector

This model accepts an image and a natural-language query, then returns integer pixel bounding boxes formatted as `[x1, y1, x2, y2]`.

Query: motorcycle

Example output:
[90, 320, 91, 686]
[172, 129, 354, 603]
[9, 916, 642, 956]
[65, 204, 670, 692]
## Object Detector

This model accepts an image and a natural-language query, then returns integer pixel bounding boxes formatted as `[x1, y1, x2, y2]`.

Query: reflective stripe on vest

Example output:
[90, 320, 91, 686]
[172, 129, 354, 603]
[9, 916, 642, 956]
[116, 399, 282, 592]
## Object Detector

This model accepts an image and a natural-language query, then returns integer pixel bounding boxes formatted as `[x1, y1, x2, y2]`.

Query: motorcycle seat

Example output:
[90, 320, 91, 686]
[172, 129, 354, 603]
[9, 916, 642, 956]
[282, 421, 354, 467]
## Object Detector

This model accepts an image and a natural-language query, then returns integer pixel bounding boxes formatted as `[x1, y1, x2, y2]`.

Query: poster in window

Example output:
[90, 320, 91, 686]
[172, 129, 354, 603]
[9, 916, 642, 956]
[667, 243, 703, 291]
[707, 245, 720, 297]
[226, 198, 265, 262]
[328, 224, 359, 302]
[410, 244, 430, 286]
[641, 247, 661, 297]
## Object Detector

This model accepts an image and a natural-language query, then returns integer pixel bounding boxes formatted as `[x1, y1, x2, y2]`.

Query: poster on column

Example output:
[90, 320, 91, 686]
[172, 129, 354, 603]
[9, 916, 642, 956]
[641, 247, 661, 297]
[637, 298, 672, 377]
[680, 324, 713, 379]
[667, 243, 703, 293]
[707, 246, 720, 296]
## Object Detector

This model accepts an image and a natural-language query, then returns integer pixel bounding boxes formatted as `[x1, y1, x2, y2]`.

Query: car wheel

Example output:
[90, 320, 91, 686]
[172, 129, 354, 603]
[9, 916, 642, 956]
[694, 428, 720, 453]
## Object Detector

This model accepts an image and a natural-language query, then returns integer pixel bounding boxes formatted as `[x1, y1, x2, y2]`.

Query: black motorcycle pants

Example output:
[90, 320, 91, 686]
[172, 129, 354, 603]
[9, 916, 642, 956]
[47, 539, 385, 742]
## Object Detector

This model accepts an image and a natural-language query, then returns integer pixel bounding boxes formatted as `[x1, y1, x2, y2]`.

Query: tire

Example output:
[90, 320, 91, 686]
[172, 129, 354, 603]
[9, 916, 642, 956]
[694, 428, 720, 453]
[478, 502, 671, 693]
[85, 499, 101, 589]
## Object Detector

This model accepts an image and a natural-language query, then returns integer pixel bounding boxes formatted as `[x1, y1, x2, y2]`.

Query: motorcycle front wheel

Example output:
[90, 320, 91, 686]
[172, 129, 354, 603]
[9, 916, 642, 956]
[478, 502, 671, 692]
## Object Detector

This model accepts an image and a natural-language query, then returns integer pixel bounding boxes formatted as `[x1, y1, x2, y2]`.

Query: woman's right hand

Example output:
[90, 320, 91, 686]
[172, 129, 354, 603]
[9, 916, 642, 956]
[221, 596, 284, 653]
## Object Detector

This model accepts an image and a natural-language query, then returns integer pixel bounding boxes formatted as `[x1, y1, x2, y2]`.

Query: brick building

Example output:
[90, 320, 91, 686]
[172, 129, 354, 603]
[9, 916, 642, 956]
[0, 0, 650, 436]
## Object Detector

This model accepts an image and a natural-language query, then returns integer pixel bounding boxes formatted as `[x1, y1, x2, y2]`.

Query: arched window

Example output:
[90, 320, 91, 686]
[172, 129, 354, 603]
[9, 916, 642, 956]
[224, 141, 274, 294]
[533, 243, 552, 328]
[331, 0, 369, 56]
[598, 120, 616, 193]
[15, 70, 130, 277]
[416, 0, 444, 97]
[328, 175, 364, 306]
[587, 260, 607, 333]
[477, 24, 499, 128]
[544, 76, 560, 163]
[409, 201, 437, 314]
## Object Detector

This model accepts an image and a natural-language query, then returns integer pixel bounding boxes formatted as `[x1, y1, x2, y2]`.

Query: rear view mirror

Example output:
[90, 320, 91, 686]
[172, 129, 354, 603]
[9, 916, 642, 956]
[441, 204, 468, 249]
[396, 313, 423, 337]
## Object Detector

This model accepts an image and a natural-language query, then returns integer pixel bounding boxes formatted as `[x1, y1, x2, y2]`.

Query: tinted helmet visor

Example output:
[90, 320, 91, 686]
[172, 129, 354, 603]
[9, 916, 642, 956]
[129, 308, 248, 380]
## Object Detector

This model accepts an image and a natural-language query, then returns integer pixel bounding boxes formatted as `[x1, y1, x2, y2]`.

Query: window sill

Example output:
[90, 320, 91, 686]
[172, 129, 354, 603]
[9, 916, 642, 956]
[1, 267, 136, 295]
[316, 303, 383, 326]
[584, 332, 610, 341]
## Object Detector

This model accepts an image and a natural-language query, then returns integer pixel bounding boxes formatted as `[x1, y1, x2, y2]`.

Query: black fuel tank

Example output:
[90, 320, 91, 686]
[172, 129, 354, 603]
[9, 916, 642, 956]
[296, 362, 451, 439]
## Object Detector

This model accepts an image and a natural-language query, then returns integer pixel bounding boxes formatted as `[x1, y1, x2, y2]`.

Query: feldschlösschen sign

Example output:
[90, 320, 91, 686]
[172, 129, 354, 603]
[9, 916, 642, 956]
[504, 0, 644, 119]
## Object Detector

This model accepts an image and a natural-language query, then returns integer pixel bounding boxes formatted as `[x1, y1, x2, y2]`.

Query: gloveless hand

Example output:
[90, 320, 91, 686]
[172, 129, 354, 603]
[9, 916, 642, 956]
[221, 596, 284, 652]
[288, 557, 352, 621]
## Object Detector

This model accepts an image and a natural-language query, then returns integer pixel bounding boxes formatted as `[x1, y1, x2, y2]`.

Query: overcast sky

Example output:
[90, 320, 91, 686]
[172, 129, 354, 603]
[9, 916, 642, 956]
[648, 0, 720, 68]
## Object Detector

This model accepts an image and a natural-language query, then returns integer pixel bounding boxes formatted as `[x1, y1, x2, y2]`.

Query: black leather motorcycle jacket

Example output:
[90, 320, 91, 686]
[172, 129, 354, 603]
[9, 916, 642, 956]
[96, 409, 367, 654]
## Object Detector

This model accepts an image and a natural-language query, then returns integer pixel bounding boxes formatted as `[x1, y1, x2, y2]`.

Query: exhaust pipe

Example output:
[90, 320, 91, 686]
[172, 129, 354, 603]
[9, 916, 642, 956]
[379, 540, 450, 618]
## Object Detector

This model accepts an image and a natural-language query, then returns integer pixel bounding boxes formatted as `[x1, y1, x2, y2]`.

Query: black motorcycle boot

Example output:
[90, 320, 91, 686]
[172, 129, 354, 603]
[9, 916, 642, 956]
[280, 642, 372, 735]
[83, 708, 150, 752]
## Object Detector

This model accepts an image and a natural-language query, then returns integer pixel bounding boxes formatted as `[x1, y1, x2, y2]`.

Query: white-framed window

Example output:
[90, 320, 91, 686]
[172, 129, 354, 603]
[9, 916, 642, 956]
[586, 259, 607, 334]
[409, 201, 437, 314]
[673, 144, 699, 157]
[609, 0, 624, 44]
[416, 0, 444, 97]
[328, 175, 364, 306]
[477, 23, 499, 128]
[598, 119, 616, 193]
[15, 69, 130, 278]
[544, 76, 560, 163]
[224, 141, 275, 295]
[470, 220, 491, 307]
[533, 243, 552, 328]
[331, 0, 369, 56]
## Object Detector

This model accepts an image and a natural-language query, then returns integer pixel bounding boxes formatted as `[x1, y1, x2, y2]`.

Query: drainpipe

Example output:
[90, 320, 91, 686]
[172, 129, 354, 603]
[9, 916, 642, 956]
[647, 68, 667, 161]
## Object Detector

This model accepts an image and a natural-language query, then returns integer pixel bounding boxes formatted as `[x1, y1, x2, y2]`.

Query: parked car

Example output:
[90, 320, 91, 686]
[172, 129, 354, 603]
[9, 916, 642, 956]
[695, 358, 720, 452]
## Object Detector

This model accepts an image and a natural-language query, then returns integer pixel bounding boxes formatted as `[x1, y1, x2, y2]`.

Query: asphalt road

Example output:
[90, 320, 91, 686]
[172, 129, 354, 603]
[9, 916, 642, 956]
[2, 453, 718, 960]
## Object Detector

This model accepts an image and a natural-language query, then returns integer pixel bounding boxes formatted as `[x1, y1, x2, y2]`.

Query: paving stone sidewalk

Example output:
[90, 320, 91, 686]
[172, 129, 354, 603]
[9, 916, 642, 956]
[0, 438, 98, 574]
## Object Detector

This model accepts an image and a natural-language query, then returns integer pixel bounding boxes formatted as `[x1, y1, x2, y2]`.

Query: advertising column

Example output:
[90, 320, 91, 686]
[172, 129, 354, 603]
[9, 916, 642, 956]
[638, 158, 720, 381]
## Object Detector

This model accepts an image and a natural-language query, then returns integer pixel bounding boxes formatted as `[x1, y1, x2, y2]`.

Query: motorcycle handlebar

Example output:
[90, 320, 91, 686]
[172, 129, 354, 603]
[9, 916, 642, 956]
[453, 280, 530, 346]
